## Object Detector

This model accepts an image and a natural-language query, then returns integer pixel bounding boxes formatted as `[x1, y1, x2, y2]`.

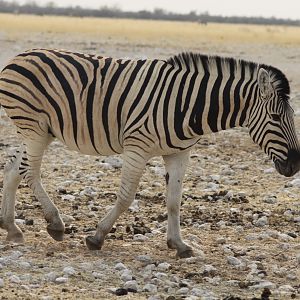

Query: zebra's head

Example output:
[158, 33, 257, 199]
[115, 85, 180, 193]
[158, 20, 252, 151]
[248, 66, 300, 177]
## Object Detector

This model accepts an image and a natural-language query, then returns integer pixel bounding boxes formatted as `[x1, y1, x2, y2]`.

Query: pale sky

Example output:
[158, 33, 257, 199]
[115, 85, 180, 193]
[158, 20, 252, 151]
[11, 0, 300, 20]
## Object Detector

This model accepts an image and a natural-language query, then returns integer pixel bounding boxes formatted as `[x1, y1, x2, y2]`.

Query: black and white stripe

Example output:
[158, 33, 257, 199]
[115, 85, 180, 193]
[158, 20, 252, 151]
[0, 49, 299, 257]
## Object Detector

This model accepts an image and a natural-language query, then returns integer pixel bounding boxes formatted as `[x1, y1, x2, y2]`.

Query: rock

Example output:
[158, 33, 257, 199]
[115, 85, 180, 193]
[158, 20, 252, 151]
[288, 178, 300, 187]
[277, 285, 295, 292]
[143, 283, 158, 294]
[124, 280, 139, 291]
[177, 287, 189, 295]
[9, 275, 21, 283]
[250, 280, 275, 290]
[255, 216, 268, 227]
[103, 156, 123, 169]
[115, 288, 128, 296]
[15, 219, 25, 225]
[18, 261, 31, 269]
[44, 272, 59, 282]
[216, 237, 226, 244]
[92, 272, 104, 279]
[157, 262, 171, 271]
[115, 262, 127, 271]
[61, 194, 75, 201]
[120, 269, 132, 282]
[55, 277, 68, 284]
[133, 234, 149, 241]
[80, 186, 97, 198]
[136, 255, 152, 264]
[0, 278, 4, 288]
[61, 214, 75, 223]
[129, 199, 139, 212]
[205, 182, 219, 192]
[263, 195, 277, 204]
[227, 256, 242, 266]
[264, 168, 275, 173]
[63, 266, 76, 276]
[201, 264, 217, 277]
[10, 251, 23, 259]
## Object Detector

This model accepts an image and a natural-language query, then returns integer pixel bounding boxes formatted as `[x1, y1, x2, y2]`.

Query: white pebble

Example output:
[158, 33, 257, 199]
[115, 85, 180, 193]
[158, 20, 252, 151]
[124, 280, 139, 291]
[10, 251, 23, 259]
[61, 194, 75, 201]
[136, 255, 152, 264]
[61, 214, 75, 223]
[44, 272, 59, 282]
[133, 234, 149, 241]
[143, 283, 158, 294]
[255, 216, 268, 227]
[63, 266, 76, 276]
[227, 256, 242, 266]
[18, 261, 31, 269]
[55, 277, 68, 284]
[177, 287, 190, 295]
[115, 262, 127, 271]
[92, 272, 103, 279]
[157, 262, 171, 271]
[9, 275, 21, 283]
[250, 280, 275, 290]
[0, 278, 4, 288]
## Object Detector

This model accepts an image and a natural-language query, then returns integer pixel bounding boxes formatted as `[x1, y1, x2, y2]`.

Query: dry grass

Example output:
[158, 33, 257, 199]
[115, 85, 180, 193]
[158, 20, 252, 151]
[1, 13, 300, 46]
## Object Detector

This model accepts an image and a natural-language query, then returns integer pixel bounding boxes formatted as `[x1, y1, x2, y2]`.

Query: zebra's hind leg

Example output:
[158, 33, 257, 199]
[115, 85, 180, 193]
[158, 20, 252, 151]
[23, 139, 65, 241]
[86, 150, 147, 250]
[0, 147, 25, 243]
[163, 151, 194, 258]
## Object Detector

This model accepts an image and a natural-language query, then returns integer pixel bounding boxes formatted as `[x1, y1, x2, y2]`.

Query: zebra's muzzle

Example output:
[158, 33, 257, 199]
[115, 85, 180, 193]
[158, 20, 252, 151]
[274, 149, 300, 177]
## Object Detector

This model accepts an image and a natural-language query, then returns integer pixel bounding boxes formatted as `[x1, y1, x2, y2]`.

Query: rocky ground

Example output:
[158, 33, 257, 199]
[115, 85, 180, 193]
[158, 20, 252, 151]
[0, 30, 299, 300]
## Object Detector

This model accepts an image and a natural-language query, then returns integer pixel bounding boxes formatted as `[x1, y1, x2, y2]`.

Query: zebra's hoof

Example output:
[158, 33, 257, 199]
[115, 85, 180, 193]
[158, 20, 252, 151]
[86, 235, 103, 250]
[177, 248, 194, 258]
[47, 226, 64, 241]
[6, 231, 25, 244]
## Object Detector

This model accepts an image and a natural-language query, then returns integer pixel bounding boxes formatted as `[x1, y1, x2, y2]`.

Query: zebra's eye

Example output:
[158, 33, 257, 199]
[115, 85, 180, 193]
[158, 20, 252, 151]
[270, 114, 281, 122]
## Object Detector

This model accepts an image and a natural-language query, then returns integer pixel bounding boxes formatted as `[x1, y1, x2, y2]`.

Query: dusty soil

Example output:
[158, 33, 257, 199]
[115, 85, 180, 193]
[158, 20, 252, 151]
[0, 26, 299, 300]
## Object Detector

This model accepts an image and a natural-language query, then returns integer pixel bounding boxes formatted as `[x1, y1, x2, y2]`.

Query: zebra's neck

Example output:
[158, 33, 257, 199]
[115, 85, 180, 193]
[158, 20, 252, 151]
[167, 53, 258, 136]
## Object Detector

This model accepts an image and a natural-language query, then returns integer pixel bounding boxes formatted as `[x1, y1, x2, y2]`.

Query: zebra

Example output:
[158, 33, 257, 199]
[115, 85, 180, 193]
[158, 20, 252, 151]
[0, 49, 299, 258]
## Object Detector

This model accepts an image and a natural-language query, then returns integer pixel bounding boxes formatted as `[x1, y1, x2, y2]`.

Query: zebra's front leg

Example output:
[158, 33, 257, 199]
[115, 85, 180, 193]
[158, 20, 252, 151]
[0, 148, 25, 243]
[86, 150, 147, 250]
[163, 151, 194, 258]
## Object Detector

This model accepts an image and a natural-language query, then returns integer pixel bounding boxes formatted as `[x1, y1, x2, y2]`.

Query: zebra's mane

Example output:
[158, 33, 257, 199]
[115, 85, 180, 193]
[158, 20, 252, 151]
[167, 52, 290, 99]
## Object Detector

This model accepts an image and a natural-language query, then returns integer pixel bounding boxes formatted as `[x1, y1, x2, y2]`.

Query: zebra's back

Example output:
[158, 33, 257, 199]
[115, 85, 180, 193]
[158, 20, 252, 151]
[0, 49, 179, 156]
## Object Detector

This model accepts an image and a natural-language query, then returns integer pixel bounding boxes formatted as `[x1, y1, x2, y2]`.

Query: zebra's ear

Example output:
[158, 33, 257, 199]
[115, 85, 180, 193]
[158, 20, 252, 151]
[258, 68, 271, 97]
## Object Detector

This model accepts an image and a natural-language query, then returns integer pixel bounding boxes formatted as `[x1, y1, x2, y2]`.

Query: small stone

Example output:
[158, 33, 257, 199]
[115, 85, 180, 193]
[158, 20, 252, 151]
[136, 255, 152, 264]
[133, 234, 149, 241]
[115, 288, 128, 296]
[63, 266, 76, 276]
[289, 178, 300, 187]
[0, 278, 4, 288]
[44, 272, 58, 282]
[92, 272, 103, 279]
[18, 261, 31, 269]
[120, 271, 132, 282]
[157, 262, 171, 271]
[9, 275, 21, 283]
[216, 237, 226, 244]
[124, 280, 138, 292]
[25, 219, 34, 226]
[177, 287, 189, 295]
[115, 262, 127, 271]
[255, 216, 268, 227]
[201, 264, 217, 277]
[250, 281, 275, 290]
[61, 194, 75, 201]
[55, 277, 68, 284]
[15, 219, 25, 225]
[61, 214, 75, 223]
[143, 283, 158, 294]
[263, 195, 277, 204]
[227, 256, 242, 266]
[10, 251, 23, 259]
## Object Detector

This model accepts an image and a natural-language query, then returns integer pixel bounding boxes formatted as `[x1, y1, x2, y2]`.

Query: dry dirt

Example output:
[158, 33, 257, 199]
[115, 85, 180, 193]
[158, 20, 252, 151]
[0, 20, 300, 300]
